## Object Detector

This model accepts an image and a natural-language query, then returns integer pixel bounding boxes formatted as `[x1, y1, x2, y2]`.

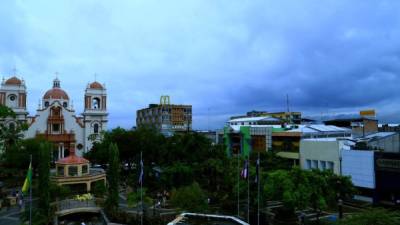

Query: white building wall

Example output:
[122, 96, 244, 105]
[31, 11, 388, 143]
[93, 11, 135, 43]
[300, 138, 341, 175]
[341, 150, 375, 189]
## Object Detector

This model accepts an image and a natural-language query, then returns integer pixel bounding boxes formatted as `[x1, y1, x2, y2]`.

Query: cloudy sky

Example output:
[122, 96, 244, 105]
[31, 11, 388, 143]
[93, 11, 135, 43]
[1, 0, 400, 129]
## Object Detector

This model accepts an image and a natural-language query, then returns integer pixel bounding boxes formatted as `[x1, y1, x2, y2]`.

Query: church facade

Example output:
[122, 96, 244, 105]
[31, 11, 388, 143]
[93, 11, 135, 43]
[0, 76, 108, 158]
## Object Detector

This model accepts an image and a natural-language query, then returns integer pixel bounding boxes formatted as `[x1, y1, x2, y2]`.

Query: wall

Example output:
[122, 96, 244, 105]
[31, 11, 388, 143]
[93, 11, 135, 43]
[368, 133, 400, 153]
[299, 139, 341, 175]
[342, 150, 375, 189]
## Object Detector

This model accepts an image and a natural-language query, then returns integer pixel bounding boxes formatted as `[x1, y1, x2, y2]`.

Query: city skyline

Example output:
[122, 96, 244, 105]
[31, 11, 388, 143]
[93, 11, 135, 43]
[1, 0, 400, 129]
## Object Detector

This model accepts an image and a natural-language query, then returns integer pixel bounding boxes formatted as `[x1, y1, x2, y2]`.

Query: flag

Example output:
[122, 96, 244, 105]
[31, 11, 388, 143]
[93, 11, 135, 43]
[138, 159, 144, 185]
[241, 160, 248, 179]
[22, 162, 32, 195]
[255, 158, 260, 183]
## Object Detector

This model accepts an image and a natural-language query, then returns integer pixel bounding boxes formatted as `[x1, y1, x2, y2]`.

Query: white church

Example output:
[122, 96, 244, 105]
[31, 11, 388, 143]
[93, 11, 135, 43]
[0, 76, 108, 159]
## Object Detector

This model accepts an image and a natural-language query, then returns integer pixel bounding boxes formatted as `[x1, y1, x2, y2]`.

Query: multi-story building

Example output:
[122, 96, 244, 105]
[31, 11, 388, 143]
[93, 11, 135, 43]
[300, 138, 355, 175]
[379, 123, 400, 133]
[0, 76, 108, 158]
[230, 110, 302, 124]
[224, 114, 350, 166]
[136, 96, 192, 135]
[324, 116, 378, 138]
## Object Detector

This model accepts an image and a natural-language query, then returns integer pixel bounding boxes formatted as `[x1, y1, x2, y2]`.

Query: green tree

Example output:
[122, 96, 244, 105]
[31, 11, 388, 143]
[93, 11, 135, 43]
[0, 105, 28, 152]
[264, 168, 355, 214]
[339, 208, 400, 225]
[127, 188, 152, 207]
[105, 143, 120, 215]
[170, 182, 208, 212]
[49, 182, 71, 201]
[37, 142, 51, 224]
[93, 181, 107, 198]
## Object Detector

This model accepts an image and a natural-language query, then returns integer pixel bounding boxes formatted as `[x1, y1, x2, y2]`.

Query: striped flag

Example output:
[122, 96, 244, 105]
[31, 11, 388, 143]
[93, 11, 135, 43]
[138, 159, 144, 185]
[255, 158, 260, 183]
[22, 162, 32, 195]
[241, 160, 248, 179]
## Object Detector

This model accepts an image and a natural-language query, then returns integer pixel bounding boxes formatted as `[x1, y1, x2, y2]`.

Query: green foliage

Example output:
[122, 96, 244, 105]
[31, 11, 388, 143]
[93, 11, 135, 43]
[0, 105, 16, 118]
[170, 182, 208, 212]
[339, 208, 400, 225]
[105, 143, 120, 214]
[127, 188, 152, 207]
[93, 181, 107, 197]
[37, 142, 51, 223]
[0, 105, 28, 153]
[49, 182, 71, 201]
[264, 168, 355, 213]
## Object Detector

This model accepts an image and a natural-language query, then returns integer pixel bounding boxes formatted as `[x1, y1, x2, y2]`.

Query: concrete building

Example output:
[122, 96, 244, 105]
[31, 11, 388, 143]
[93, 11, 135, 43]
[136, 96, 192, 136]
[341, 150, 400, 204]
[230, 111, 301, 124]
[324, 117, 378, 138]
[378, 123, 400, 133]
[224, 124, 273, 157]
[224, 115, 350, 166]
[228, 116, 283, 126]
[357, 132, 400, 153]
[300, 138, 354, 175]
[0, 76, 108, 158]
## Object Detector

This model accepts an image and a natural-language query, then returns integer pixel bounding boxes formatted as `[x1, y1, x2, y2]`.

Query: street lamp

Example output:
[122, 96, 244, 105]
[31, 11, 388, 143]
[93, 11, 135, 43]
[338, 199, 343, 219]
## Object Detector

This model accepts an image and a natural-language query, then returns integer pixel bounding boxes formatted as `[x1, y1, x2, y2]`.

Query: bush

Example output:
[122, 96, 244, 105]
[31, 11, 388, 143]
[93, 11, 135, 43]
[93, 181, 106, 197]
[170, 182, 208, 212]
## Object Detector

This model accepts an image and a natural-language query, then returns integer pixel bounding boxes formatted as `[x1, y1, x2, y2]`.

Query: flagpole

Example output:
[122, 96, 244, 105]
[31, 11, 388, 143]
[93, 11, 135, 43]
[247, 152, 250, 223]
[29, 154, 32, 225]
[237, 151, 240, 218]
[257, 152, 260, 225]
[140, 151, 143, 225]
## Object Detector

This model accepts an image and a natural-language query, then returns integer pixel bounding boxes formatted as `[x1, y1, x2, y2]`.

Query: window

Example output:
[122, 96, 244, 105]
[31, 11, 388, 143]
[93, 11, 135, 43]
[68, 166, 78, 176]
[44, 101, 49, 107]
[94, 124, 99, 134]
[82, 165, 88, 174]
[328, 162, 334, 170]
[320, 161, 327, 170]
[92, 98, 100, 109]
[312, 160, 318, 169]
[52, 124, 60, 132]
[306, 159, 311, 169]
[57, 166, 65, 176]
[63, 102, 68, 108]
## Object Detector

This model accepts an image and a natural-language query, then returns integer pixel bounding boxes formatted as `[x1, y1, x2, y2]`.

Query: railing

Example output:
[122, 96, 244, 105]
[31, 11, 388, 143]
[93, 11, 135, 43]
[52, 198, 104, 213]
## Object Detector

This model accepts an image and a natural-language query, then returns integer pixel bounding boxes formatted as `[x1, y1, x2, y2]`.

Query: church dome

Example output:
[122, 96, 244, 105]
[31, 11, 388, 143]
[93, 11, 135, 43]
[43, 78, 69, 100]
[5, 76, 22, 85]
[89, 81, 104, 89]
[43, 88, 69, 100]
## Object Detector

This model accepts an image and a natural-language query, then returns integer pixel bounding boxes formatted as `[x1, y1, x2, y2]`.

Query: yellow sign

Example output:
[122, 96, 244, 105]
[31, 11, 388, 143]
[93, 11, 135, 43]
[360, 109, 375, 117]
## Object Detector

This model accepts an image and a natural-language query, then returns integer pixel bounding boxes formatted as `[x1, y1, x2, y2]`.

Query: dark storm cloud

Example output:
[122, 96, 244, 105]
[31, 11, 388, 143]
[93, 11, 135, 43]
[0, 0, 399, 129]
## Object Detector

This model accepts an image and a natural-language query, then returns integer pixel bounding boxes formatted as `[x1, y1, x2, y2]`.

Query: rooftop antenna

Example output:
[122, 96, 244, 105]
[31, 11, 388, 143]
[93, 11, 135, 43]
[286, 94, 290, 113]
[286, 94, 292, 124]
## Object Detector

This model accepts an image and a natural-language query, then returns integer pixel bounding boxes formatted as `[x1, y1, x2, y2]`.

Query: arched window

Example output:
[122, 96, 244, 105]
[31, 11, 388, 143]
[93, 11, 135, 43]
[92, 98, 100, 109]
[94, 123, 99, 133]
[63, 102, 68, 108]
[44, 101, 49, 107]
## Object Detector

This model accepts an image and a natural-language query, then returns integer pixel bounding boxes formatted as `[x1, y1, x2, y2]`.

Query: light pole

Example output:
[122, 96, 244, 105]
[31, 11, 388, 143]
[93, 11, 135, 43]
[338, 199, 343, 219]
